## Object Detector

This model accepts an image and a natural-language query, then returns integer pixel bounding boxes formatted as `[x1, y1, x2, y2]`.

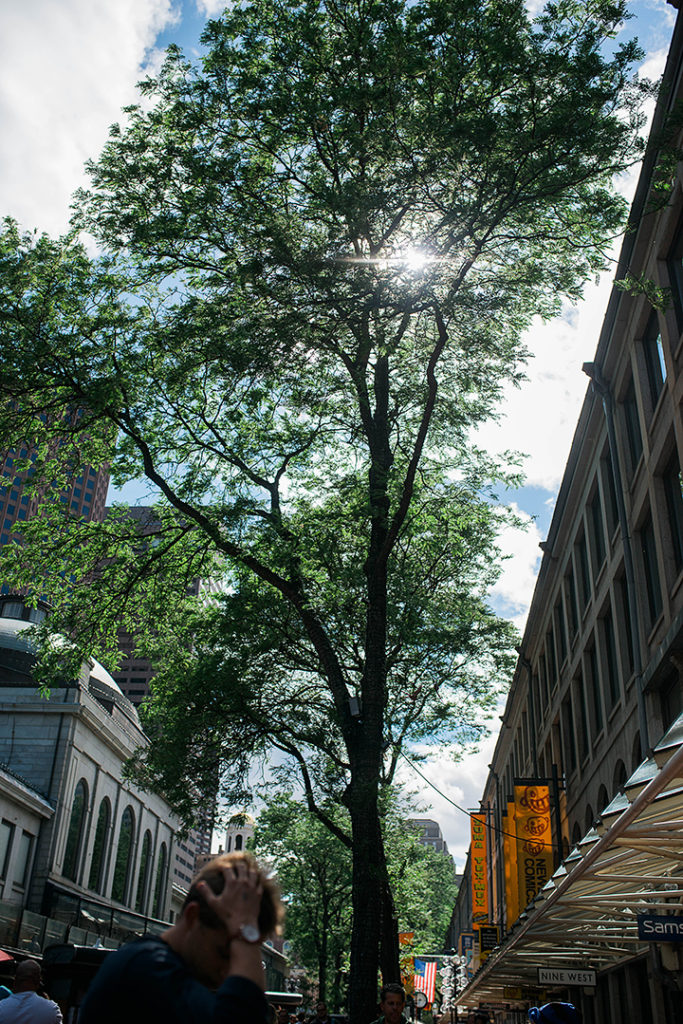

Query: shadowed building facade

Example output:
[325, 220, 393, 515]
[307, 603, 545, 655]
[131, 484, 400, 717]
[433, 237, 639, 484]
[449, 5, 683, 1022]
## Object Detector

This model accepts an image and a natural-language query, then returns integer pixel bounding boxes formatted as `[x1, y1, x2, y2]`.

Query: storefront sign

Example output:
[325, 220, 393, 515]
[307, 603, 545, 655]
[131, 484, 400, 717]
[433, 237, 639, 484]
[638, 914, 683, 941]
[537, 968, 596, 986]
[476, 924, 499, 959]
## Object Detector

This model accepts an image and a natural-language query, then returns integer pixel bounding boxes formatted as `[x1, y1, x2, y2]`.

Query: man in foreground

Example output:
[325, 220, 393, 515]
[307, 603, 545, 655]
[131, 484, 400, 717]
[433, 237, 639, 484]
[80, 851, 282, 1024]
[0, 960, 62, 1024]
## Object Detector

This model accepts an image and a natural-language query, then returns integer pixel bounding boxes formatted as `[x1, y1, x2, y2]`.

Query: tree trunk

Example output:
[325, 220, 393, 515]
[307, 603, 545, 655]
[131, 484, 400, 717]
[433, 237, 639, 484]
[347, 766, 385, 1024]
[379, 881, 400, 984]
[347, 352, 396, 1022]
[319, 899, 329, 1002]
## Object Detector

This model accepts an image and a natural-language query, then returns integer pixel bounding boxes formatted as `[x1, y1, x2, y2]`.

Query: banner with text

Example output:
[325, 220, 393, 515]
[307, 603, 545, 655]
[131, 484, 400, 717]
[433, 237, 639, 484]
[470, 813, 489, 922]
[514, 784, 553, 910]
[502, 801, 520, 928]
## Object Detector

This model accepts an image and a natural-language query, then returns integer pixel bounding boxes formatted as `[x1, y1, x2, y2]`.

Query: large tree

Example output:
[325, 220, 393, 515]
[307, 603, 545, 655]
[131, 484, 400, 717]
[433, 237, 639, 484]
[0, 0, 647, 1019]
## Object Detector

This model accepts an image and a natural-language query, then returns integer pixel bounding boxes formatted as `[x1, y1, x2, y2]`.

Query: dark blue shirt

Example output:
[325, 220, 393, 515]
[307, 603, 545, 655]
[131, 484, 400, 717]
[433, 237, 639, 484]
[79, 935, 269, 1024]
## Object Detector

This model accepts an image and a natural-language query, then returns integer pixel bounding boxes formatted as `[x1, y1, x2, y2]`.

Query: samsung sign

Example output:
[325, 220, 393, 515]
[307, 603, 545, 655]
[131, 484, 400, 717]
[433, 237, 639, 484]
[637, 915, 683, 942]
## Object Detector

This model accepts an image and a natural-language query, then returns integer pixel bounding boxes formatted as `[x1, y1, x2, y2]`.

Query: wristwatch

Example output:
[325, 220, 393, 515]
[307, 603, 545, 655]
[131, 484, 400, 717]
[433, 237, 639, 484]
[237, 922, 261, 944]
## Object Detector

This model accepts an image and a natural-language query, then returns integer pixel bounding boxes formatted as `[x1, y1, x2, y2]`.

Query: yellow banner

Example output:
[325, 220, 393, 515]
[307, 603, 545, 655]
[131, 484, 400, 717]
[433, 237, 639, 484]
[400, 955, 415, 994]
[502, 801, 519, 929]
[470, 812, 489, 921]
[514, 784, 553, 910]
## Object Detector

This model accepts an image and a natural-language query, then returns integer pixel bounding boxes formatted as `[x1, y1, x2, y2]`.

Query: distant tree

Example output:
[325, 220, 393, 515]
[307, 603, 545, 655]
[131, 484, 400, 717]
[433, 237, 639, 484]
[254, 792, 458, 1009]
[386, 822, 458, 955]
[255, 794, 353, 1009]
[0, 1, 647, 1019]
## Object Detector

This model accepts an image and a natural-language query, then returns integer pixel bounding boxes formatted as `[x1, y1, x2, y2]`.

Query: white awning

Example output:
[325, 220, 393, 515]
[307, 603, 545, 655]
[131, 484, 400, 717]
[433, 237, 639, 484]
[457, 713, 683, 1008]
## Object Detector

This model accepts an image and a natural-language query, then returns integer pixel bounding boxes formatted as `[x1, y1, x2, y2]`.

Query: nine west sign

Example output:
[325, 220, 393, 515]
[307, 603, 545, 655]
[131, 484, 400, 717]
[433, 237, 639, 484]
[638, 914, 683, 941]
[537, 968, 596, 986]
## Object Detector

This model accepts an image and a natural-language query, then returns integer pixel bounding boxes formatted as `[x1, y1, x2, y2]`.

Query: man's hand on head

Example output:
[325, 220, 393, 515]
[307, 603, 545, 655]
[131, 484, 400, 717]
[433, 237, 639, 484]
[197, 859, 264, 942]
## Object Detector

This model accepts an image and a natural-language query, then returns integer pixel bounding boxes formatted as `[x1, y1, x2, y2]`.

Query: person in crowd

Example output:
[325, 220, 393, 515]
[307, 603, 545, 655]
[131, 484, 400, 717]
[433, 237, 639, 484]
[0, 960, 62, 1024]
[311, 1001, 331, 1024]
[80, 851, 283, 1024]
[528, 1002, 581, 1024]
[371, 983, 408, 1024]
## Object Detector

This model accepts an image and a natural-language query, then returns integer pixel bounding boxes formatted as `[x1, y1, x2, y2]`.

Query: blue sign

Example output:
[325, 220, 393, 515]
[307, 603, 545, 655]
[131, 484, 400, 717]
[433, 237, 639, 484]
[637, 914, 683, 942]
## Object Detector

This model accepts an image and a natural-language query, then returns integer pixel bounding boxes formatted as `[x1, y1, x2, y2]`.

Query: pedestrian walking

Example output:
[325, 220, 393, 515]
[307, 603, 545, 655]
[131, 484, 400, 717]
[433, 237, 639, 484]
[528, 1003, 581, 1024]
[371, 984, 409, 1024]
[0, 961, 62, 1024]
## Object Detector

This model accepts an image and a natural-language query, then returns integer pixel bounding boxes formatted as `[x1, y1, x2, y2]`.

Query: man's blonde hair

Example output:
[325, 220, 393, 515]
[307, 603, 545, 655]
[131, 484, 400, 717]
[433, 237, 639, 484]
[184, 850, 283, 937]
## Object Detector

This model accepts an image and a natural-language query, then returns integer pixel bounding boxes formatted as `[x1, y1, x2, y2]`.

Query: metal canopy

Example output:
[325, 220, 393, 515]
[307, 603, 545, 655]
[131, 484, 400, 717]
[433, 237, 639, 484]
[456, 714, 683, 1008]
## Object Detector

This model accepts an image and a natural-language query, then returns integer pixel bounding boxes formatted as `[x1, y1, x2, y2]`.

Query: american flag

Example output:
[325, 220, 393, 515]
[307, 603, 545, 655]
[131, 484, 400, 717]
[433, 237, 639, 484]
[413, 958, 437, 1004]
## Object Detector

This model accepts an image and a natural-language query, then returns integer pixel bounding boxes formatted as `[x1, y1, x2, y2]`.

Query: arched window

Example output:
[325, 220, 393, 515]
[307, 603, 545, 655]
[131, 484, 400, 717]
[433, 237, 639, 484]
[584, 804, 594, 833]
[111, 806, 135, 904]
[597, 784, 609, 815]
[235, 834, 243, 851]
[136, 831, 153, 914]
[153, 843, 168, 919]
[613, 759, 627, 790]
[632, 731, 642, 771]
[571, 822, 582, 847]
[63, 779, 88, 882]
[88, 797, 111, 893]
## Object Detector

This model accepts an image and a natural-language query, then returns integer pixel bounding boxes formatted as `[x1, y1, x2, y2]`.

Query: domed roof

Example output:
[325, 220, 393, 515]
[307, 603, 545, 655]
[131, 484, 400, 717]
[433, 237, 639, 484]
[0, 614, 36, 652]
[86, 658, 125, 697]
[228, 811, 256, 827]
[0, 609, 137, 722]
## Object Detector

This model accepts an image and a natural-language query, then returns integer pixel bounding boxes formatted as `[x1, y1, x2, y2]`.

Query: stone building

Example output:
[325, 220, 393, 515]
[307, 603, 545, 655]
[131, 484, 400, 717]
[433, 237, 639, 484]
[451, 5, 683, 1022]
[0, 599, 177, 953]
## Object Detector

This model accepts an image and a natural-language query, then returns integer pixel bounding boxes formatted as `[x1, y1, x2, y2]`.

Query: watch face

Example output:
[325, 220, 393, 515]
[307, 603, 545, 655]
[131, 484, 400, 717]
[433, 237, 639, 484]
[240, 923, 260, 943]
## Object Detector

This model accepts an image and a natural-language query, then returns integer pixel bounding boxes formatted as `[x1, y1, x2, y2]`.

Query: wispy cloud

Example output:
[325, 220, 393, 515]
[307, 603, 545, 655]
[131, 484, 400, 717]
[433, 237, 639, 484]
[0, 0, 179, 236]
[490, 504, 543, 631]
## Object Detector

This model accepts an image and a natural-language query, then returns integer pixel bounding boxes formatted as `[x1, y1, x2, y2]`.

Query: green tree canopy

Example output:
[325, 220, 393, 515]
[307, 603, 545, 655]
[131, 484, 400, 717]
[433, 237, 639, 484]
[254, 792, 458, 1008]
[255, 794, 353, 1008]
[0, 1, 647, 1019]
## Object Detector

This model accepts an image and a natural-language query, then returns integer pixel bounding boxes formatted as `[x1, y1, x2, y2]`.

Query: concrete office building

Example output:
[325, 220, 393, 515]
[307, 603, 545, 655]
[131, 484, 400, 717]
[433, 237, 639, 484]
[407, 818, 454, 863]
[0, 447, 109, 560]
[451, 5, 683, 1022]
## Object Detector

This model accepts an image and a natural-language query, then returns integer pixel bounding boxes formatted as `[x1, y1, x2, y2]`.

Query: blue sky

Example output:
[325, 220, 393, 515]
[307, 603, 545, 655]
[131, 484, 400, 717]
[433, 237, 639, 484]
[0, 0, 678, 864]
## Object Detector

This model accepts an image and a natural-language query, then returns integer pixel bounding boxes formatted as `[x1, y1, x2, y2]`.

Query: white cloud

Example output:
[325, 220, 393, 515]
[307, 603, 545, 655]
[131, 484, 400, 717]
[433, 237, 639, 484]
[0, 0, 179, 236]
[476, 273, 613, 494]
[195, 0, 230, 15]
[490, 504, 543, 631]
[397, 725, 504, 871]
